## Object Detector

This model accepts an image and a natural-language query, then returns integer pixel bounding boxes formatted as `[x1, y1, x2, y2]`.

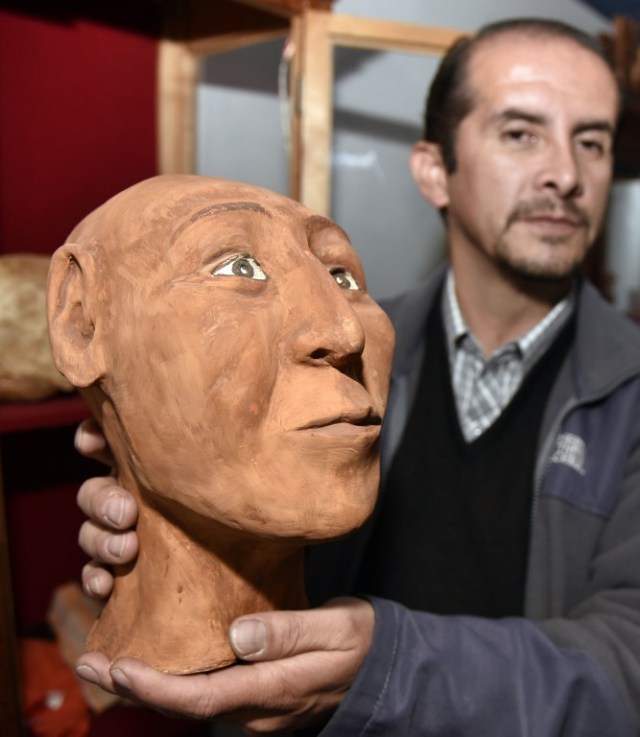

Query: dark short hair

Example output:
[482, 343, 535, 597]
[424, 18, 615, 172]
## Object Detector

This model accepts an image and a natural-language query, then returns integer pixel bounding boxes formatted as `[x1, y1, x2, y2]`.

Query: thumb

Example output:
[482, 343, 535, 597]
[229, 596, 373, 662]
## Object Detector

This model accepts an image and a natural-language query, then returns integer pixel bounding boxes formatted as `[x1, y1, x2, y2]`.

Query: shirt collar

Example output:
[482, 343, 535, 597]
[441, 268, 575, 362]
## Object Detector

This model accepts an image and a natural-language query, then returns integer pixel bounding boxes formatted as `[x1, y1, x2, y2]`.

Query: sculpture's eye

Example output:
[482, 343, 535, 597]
[212, 254, 268, 281]
[330, 267, 360, 291]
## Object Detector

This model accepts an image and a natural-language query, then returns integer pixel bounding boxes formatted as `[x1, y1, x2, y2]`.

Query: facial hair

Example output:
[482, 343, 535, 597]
[495, 195, 592, 282]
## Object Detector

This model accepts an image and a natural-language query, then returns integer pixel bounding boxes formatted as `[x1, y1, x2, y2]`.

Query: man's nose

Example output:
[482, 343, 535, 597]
[285, 263, 366, 369]
[534, 139, 583, 199]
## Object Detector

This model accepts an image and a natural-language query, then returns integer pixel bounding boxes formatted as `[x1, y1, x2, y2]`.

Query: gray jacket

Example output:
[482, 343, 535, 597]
[310, 268, 640, 735]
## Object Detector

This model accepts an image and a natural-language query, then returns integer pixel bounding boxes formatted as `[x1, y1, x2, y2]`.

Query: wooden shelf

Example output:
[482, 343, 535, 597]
[0, 393, 92, 435]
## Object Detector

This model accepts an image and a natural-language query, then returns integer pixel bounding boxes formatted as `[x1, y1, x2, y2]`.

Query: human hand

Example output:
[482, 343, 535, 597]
[75, 596, 374, 734]
[74, 417, 115, 467]
[75, 418, 139, 598]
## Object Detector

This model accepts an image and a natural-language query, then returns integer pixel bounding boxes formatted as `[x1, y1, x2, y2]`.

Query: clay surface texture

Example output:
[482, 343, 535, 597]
[47, 175, 394, 673]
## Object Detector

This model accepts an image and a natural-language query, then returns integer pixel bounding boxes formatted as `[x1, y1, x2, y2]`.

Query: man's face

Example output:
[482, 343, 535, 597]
[103, 179, 394, 542]
[442, 34, 618, 282]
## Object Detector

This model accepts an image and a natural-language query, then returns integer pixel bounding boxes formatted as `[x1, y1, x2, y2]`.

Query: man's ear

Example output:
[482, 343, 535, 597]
[409, 141, 450, 210]
[47, 244, 107, 388]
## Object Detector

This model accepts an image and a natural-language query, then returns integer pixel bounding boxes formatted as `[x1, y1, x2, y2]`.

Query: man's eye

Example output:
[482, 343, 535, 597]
[330, 267, 360, 291]
[502, 129, 537, 146]
[577, 138, 606, 156]
[212, 254, 268, 281]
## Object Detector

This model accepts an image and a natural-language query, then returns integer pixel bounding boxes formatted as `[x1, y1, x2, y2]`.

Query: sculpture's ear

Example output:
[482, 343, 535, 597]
[409, 141, 450, 210]
[47, 244, 107, 388]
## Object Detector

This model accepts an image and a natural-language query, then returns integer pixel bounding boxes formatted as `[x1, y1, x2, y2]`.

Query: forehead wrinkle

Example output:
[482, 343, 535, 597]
[169, 200, 271, 246]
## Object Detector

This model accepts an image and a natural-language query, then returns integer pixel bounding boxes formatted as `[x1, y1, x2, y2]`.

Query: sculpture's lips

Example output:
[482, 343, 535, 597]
[297, 408, 382, 432]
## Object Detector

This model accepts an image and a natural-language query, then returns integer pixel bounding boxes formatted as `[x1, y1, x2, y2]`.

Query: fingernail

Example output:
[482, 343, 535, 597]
[111, 668, 131, 690]
[74, 425, 85, 449]
[230, 619, 266, 657]
[76, 664, 99, 684]
[85, 576, 101, 597]
[105, 495, 125, 526]
[107, 534, 126, 558]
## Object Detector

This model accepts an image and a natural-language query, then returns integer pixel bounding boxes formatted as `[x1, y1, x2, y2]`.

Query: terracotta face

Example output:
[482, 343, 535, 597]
[82, 177, 393, 541]
[48, 176, 394, 672]
[443, 34, 618, 281]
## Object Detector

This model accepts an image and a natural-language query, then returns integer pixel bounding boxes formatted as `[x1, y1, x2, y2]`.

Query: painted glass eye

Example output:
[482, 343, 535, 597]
[212, 255, 268, 281]
[331, 267, 360, 291]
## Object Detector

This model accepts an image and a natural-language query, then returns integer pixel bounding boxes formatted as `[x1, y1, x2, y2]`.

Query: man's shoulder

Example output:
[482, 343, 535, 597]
[376, 267, 447, 376]
[578, 281, 640, 347]
[379, 266, 446, 326]
[574, 280, 640, 392]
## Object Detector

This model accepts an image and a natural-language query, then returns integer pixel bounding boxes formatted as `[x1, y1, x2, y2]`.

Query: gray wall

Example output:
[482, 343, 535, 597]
[197, 0, 611, 301]
[334, 0, 607, 27]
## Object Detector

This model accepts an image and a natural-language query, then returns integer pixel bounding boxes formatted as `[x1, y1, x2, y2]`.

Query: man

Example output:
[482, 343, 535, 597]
[72, 18, 640, 735]
[47, 175, 393, 675]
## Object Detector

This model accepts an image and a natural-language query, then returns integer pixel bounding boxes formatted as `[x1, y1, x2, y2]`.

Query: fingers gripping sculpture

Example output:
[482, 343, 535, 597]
[47, 175, 394, 674]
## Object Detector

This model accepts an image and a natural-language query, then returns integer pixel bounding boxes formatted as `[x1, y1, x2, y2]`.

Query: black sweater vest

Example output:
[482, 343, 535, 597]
[356, 299, 574, 617]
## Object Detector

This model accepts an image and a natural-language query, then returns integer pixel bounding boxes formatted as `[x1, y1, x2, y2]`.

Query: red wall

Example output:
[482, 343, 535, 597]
[0, 5, 159, 626]
[0, 10, 212, 734]
[0, 6, 158, 255]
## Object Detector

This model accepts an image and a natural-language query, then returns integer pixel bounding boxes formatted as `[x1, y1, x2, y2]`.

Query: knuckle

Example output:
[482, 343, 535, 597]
[187, 690, 220, 719]
[76, 479, 94, 514]
[81, 563, 96, 594]
[77, 476, 111, 517]
[122, 531, 139, 558]
[78, 521, 97, 554]
[98, 531, 122, 561]
[275, 612, 307, 656]
[82, 562, 112, 598]
[79, 524, 128, 564]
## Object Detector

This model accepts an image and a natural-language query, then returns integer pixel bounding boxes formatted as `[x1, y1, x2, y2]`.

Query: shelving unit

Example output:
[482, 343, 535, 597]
[1, 393, 214, 736]
[1, 394, 92, 736]
[0, 3, 329, 734]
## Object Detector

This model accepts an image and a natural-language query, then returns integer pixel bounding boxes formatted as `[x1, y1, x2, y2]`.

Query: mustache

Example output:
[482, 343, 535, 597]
[506, 197, 590, 228]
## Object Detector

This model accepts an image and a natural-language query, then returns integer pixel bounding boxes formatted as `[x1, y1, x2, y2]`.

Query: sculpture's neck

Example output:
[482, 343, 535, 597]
[86, 483, 307, 674]
[85, 403, 307, 673]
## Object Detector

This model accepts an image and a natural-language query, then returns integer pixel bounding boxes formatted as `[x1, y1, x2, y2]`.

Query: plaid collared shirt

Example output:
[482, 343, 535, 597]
[442, 271, 575, 442]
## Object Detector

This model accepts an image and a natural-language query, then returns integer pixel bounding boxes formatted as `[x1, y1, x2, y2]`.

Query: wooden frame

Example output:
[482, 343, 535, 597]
[158, 9, 464, 213]
[158, 28, 289, 175]
[289, 12, 462, 212]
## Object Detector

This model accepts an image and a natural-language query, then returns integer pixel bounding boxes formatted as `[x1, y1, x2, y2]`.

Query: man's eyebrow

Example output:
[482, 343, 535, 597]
[306, 214, 350, 241]
[573, 120, 615, 137]
[492, 107, 615, 136]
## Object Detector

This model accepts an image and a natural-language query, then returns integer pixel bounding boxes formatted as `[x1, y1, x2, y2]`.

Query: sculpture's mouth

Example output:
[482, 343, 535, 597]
[298, 408, 382, 432]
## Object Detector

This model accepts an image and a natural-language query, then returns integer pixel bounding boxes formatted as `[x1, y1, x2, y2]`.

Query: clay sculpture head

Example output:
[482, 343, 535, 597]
[47, 175, 394, 673]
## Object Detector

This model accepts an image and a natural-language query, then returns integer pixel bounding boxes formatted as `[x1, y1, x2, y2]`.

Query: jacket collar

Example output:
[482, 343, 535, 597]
[386, 264, 446, 377]
[388, 266, 640, 398]
[572, 278, 640, 398]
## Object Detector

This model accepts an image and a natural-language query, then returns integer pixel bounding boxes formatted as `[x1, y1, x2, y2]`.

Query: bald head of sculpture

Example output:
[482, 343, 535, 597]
[48, 175, 394, 543]
[47, 175, 395, 672]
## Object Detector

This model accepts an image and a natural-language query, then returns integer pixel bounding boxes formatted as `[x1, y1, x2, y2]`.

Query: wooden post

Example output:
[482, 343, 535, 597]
[157, 39, 199, 174]
[298, 9, 333, 214]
